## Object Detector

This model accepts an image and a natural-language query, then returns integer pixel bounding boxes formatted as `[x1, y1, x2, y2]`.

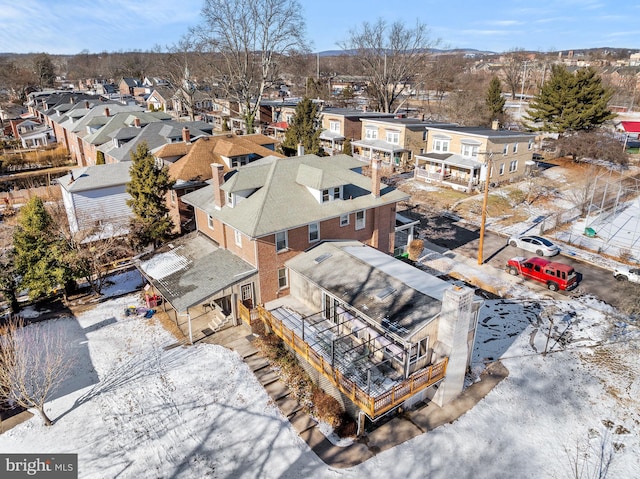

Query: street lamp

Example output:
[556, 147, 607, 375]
[477, 151, 493, 265]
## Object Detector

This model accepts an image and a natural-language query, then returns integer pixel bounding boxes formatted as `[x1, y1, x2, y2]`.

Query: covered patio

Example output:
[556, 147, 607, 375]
[135, 232, 258, 343]
[414, 152, 483, 193]
[351, 138, 409, 170]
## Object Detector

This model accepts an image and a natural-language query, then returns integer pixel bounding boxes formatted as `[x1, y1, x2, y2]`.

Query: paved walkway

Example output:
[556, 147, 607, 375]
[204, 325, 509, 469]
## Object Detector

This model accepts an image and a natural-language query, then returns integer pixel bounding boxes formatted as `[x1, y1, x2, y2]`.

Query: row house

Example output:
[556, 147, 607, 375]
[352, 117, 454, 172]
[318, 107, 395, 155]
[201, 98, 240, 132]
[9, 119, 55, 148]
[99, 120, 213, 164]
[162, 133, 282, 234]
[414, 123, 537, 193]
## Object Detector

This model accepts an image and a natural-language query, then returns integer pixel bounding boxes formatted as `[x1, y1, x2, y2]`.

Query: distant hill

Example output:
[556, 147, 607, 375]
[316, 48, 496, 57]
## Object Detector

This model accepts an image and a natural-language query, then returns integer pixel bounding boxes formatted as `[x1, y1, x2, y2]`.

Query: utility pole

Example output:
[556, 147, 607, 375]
[477, 152, 493, 265]
[517, 61, 529, 118]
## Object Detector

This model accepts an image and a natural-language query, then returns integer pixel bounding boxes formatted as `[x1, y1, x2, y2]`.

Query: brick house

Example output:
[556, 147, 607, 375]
[181, 154, 408, 305]
[414, 123, 537, 193]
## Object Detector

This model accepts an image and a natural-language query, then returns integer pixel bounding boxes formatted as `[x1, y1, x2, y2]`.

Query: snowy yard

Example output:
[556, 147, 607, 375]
[1, 267, 639, 478]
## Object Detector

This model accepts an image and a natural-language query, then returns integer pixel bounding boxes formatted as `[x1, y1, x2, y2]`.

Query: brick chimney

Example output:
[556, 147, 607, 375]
[182, 127, 191, 143]
[211, 163, 225, 209]
[104, 107, 110, 117]
[134, 117, 141, 128]
[371, 158, 382, 198]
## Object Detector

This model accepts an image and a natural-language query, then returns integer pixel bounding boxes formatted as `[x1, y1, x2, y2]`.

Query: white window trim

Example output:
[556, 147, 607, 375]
[275, 230, 288, 252]
[386, 130, 400, 144]
[509, 160, 518, 172]
[499, 163, 505, 175]
[234, 228, 242, 246]
[340, 213, 349, 227]
[277, 267, 288, 289]
[207, 215, 214, 230]
[329, 120, 340, 132]
[513, 143, 518, 153]
[503, 144, 509, 155]
[355, 210, 366, 230]
[308, 222, 320, 243]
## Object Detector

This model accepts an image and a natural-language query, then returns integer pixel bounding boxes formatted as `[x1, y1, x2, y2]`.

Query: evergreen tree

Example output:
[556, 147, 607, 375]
[13, 197, 70, 299]
[342, 138, 353, 156]
[485, 76, 506, 119]
[524, 65, 615, 134]
[126, 143, 175, 250]
[281, 97, 322, 156]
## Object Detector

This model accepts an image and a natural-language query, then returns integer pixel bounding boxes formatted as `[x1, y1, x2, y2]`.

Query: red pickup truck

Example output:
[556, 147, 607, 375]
[507, 256, 579, 291]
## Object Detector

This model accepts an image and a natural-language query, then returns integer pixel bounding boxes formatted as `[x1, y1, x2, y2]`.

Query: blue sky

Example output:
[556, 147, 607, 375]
[1, 0, 638, 55]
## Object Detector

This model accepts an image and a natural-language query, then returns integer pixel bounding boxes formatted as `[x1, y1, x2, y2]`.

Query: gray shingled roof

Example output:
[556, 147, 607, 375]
[57, 162, 132, 192]
[182, 154, 409, 238]
[285, 241, 451, 340]
[136, 233, 257, 313]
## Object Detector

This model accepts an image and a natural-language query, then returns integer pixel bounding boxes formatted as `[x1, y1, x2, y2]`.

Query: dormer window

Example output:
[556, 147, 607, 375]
[225, 191, 234, 207]
[322, 187, 341, 202]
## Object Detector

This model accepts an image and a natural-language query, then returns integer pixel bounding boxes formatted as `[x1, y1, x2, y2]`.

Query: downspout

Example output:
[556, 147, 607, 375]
[187, 309, 193, 345]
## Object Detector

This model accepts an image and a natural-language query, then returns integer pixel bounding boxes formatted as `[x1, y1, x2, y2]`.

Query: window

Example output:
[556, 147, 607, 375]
[528, 140, 534, 150]
[225, 191, 234, 206]
[329, 120, 340, 132]
[365, 127, 378, 140]
[340, 213, 349, 227]
[207, 215, 214, 230]
[433, 138, 450, 152]
[386, 130, 400, 144]
[513, 143, 518, 153]
[275, 230, 288, 252]
[355, 210, 366, 230]
[308, 222, 319, 242]
[234, 228, 242, 246]
[503, 144, 509, 155]
[422, 130, 427, 141]
[278, 268, 288, 289]
[322, 187, 341, 202]
[409, 337, 429, 363]
[231, 155, 250, 167]
[170, 190, 176, 204]
[509, 160, 518, 172]
[461, 144, 479, 157]
[499, 163, 505, 175]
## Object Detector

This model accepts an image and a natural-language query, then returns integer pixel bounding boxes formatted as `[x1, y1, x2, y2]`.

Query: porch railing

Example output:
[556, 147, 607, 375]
[255, 304, 448, 418]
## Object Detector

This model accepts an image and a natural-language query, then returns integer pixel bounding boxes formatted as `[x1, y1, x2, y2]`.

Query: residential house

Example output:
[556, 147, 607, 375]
[138, 155, 408, 342]
[57, 162, 133, 240]
[201, 98, 240, 132]
[99, 120, 213, 164]
[352, 117, 455, 172]
[318, 107, 396, 156]
[414, 123, 537, 193]
[9, 119, 55, 148]
[257, 239, 482, 422]
[119, 78, 143, 96]
[259, 99, 301, 139]
[146, 87, 174, 113]
[163, 133, 282, 233]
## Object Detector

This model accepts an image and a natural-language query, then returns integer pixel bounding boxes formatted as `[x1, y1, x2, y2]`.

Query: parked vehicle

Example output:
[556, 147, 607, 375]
[613, 265, 640, 283]
[508, 235, 560, 257]
[507, 256, 579, 291]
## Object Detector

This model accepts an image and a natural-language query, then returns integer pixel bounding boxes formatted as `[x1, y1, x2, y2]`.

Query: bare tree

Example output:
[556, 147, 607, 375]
[193, 0, 308, 133]
[0, 317, 73, 426]
[501, 48, 528, 100]
[340, 19, 437, 113]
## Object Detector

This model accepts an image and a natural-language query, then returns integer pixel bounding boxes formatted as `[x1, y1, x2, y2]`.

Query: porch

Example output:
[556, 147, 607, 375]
[414, 153, 483, 193]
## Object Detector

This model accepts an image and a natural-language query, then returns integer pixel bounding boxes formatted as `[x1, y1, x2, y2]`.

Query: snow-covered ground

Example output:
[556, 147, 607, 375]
[2, 255, 639, 478]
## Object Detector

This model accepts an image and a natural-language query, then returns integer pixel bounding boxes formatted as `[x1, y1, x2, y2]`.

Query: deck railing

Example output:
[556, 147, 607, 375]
[255, 304, 448, 418]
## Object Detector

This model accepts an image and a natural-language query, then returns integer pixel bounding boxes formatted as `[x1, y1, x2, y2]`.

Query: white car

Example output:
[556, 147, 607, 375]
[613, 266, 640, 283]
[507, 235, 560, 257]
